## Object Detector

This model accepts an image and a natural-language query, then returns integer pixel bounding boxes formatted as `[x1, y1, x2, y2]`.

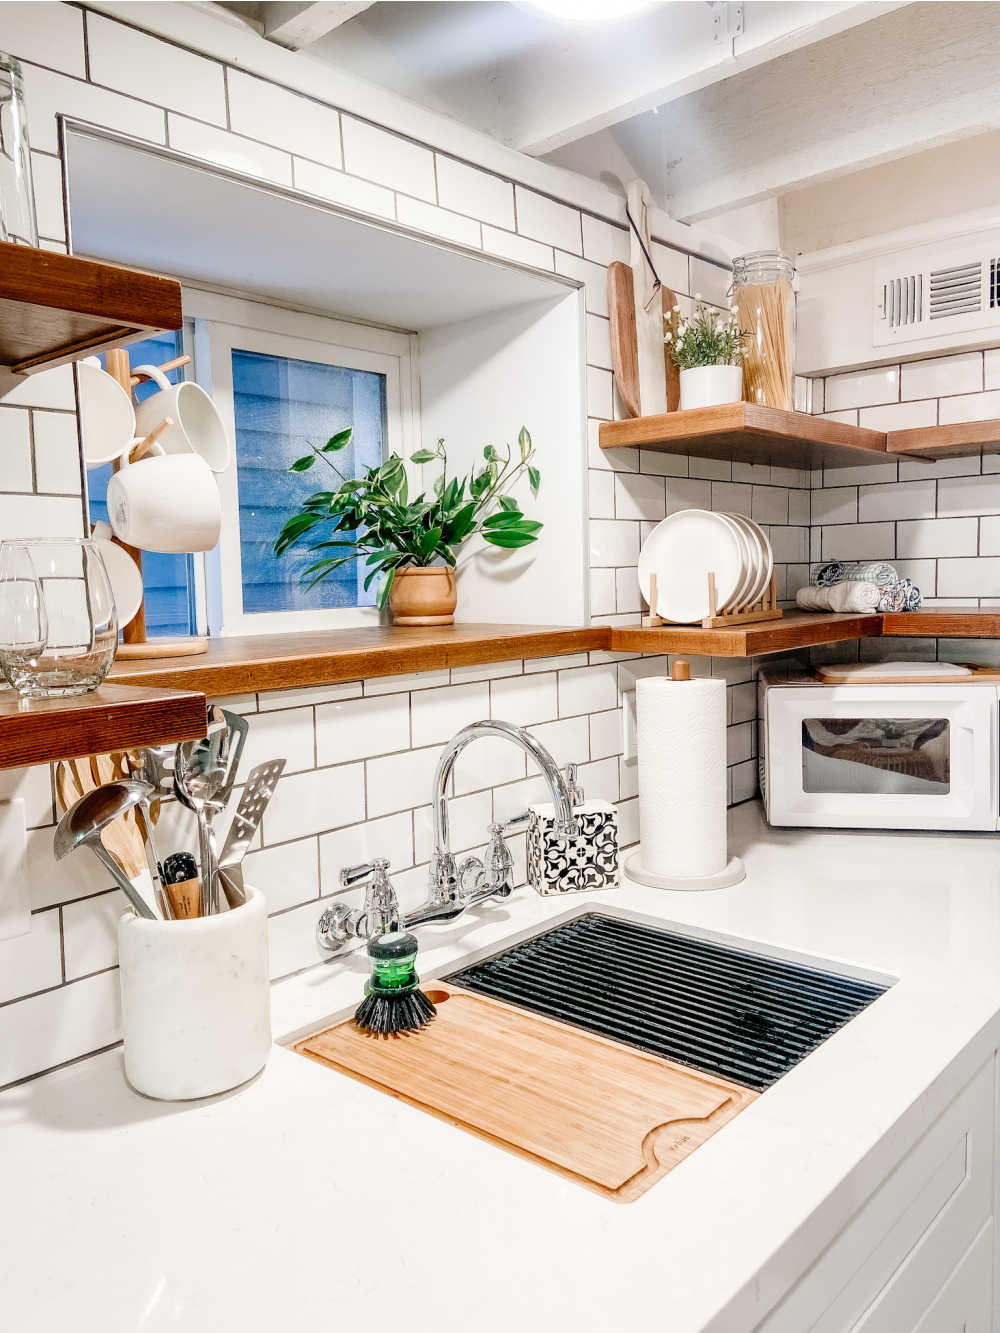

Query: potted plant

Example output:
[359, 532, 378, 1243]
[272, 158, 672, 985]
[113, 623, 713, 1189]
[664, 298, 747, 411]
[274, 428, 542, 625]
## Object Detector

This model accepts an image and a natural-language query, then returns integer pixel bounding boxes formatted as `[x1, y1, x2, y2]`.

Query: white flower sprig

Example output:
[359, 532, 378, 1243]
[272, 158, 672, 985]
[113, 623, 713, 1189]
[664, 299, 746, 370]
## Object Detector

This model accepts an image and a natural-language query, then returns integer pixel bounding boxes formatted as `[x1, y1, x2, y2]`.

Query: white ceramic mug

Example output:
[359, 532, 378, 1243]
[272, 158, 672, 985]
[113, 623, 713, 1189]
[89, 520, 144, 626]
[78, 358, 137, 469]
[118, 888, 271, 1101]
[106, 452, 222, 553]
[132, 365, 232, 473]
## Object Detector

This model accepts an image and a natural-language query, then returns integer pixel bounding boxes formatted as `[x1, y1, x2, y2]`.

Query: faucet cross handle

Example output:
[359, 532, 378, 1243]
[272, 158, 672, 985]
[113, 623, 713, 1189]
[339, 858, 400, 936]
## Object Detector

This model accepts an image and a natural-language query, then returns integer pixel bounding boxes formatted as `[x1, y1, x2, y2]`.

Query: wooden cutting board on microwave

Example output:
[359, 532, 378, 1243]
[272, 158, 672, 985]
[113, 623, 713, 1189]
[296, 982, 758, 1203]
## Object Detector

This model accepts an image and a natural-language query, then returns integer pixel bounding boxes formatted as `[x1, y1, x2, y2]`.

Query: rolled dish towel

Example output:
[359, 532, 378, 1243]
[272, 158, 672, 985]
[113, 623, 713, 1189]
[813, 560, 899, 589]
[876, 577, 922, 612]
[797, 580, 882, 613]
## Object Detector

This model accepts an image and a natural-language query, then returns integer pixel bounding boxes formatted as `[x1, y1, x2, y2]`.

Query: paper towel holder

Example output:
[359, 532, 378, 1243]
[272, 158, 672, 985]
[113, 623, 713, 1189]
[625, 656, 747, 892]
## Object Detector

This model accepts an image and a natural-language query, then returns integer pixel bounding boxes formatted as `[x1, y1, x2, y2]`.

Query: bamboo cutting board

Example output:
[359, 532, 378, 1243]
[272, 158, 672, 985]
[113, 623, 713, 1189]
[607, 261, 641, 418]
[297, 983, 757, 1202]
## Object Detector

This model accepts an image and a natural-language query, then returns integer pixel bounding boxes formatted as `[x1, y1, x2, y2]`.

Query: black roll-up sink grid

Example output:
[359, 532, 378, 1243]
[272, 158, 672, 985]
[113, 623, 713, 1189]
[446, 912, 887, 1091]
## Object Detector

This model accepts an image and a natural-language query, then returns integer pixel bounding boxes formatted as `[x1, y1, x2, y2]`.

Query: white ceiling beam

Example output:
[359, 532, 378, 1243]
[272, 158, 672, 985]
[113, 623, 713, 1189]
[516, 1, 908, 158]
[261, 2, 374, 50]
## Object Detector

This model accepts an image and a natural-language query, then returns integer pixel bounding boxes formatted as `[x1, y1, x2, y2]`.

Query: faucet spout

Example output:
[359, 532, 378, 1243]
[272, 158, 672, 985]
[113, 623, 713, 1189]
[429, 719, 578, 895]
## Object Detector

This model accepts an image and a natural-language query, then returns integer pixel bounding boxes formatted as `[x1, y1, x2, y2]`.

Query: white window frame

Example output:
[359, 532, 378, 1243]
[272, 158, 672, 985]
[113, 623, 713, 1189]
[183, 289, 419, 637]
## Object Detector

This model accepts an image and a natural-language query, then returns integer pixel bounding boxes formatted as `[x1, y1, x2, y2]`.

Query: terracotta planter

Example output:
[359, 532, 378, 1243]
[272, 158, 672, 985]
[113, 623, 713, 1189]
[389, 565, 457, 626]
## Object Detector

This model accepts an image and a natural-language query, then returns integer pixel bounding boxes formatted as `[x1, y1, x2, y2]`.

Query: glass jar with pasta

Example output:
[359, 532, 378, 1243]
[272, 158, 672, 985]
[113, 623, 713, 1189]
[731, 251, 796, 411]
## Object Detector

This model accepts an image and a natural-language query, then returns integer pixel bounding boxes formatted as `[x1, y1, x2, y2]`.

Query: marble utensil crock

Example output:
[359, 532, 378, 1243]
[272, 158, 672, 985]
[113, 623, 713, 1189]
[118, 888, 271, 1100]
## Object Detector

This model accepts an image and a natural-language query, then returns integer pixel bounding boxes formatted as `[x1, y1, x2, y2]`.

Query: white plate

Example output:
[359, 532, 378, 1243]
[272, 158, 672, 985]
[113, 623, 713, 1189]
[716, 513, 754, 612]
[79, 360, 136, 469]
[637, 509, 744, 624]
[91, 526, 143, 627]
[733, 513, 773, 606]
[726, 514, 765, 608]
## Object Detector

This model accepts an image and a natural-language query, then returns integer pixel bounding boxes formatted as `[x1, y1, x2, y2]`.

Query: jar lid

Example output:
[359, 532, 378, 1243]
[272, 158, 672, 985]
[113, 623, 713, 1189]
[732, 250, 795, 281]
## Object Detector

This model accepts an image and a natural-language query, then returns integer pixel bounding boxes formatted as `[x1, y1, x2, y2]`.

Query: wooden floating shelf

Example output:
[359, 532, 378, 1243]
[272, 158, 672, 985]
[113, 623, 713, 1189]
[108, 623, 607, 697]
[599, 402, 889, 469]
[880, 608, 1000, 638]
[886, 419, 1000, 460]
[611, 611, 884, 659]
[0, 243, 182, 375]
[0, 682, 206, 771]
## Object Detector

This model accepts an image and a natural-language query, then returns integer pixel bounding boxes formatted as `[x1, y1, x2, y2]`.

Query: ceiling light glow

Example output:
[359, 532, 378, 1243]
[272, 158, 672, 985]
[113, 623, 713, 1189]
[530, 0, 658, 22]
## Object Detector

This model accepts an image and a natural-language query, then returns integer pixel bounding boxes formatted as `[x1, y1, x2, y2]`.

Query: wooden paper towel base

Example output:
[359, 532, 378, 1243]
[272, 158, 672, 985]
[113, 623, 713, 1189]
[625, 850, 746, 891]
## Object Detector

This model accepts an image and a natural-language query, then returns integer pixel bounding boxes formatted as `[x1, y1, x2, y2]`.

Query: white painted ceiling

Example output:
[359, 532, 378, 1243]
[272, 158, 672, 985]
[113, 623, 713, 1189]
[215, 0, 1000, 239]
[64, 130, 573, 330]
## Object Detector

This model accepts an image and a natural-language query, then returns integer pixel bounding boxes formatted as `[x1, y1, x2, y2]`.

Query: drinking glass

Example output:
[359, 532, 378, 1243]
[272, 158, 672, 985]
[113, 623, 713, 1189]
[0, 53, 38, 247]
[0, 540, 118, 697]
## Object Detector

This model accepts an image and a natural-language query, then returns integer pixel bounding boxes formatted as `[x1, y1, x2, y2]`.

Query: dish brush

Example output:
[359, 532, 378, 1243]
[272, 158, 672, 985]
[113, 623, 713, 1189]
[354, 929, 436, 1035]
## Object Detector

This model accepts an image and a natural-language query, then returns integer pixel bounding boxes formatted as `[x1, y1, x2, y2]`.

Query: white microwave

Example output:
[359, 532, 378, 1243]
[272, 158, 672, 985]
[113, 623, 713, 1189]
[758, 666, 999, 832]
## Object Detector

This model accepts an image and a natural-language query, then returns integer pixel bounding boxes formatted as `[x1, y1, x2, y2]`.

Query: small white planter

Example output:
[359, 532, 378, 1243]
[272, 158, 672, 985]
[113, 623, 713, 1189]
[679, 364, 743, 411]
[118, 888, 271, 1100]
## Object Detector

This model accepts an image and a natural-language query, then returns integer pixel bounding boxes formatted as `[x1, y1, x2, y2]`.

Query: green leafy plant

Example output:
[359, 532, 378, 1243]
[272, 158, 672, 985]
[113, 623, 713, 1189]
[664, 299, 747, 369]
[274, 427, 542, 610]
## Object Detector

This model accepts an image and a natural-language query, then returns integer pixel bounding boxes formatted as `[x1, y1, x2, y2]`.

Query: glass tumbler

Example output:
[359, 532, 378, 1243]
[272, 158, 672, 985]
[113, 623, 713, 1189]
[0, 540, 118, 697]
[0, 53, 38, 247]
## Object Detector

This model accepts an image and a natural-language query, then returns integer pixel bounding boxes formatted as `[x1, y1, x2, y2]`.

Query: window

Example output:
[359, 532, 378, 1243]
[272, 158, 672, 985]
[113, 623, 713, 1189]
[200, 295, 415, 636]
[230, 348, 386, 614]
[87, 331, 200, 638]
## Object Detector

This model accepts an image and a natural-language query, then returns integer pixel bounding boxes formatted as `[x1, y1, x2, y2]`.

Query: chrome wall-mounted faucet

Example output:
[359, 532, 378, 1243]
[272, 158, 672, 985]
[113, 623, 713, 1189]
[317, 719, 580, 955]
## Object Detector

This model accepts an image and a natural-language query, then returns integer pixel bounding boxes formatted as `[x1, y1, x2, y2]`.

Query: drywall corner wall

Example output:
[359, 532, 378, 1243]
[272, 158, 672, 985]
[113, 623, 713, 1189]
[418, 291, 588, 625]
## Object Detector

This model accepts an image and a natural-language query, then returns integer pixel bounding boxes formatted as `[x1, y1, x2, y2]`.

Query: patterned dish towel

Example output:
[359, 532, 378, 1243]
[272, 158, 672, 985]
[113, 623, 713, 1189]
[813, 560, 899, 589]
[876, 578, 922, 612]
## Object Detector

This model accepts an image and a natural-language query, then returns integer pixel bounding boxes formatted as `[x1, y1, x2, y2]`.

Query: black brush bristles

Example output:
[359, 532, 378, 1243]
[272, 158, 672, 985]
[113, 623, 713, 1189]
[354, 986, 436, 1036]
[353, 929, 436, 1036]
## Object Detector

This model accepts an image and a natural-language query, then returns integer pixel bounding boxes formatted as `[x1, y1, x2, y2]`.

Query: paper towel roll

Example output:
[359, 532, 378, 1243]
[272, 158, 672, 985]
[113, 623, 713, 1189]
[636, 674, 728, 878]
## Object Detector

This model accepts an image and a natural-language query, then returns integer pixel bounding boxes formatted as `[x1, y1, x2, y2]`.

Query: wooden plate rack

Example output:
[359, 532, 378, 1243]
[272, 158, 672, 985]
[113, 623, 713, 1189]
[643, 570, 783, 631]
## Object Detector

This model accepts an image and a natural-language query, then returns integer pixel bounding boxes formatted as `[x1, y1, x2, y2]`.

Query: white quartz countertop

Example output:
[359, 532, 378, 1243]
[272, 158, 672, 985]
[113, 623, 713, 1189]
[6, 802, 1000, 1333]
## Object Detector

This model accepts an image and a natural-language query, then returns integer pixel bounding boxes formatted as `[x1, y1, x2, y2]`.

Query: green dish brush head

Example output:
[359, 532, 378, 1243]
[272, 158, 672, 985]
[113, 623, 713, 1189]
[354, 930, 436, 1036]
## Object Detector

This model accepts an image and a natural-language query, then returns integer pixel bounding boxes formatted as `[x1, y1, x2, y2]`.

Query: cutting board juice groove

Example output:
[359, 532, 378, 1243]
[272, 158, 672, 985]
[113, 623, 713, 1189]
[297, 983, 758, 1203]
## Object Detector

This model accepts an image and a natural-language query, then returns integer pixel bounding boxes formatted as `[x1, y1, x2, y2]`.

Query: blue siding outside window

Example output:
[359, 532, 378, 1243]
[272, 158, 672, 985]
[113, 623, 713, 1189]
[232, 348, 386, 614]
[88, 332, 196, 637]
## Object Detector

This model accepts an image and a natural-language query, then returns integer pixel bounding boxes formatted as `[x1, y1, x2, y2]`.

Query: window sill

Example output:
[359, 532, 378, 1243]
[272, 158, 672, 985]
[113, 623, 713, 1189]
[106, 624, 608, 696]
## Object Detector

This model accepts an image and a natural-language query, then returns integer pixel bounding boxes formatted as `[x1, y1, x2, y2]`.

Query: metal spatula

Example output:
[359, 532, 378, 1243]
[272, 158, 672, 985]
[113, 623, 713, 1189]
[218, 759, 286, 908]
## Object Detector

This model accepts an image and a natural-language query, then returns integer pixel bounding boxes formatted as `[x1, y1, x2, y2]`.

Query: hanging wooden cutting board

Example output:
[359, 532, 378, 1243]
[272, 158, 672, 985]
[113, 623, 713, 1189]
[297, 982, 757, 1203]
[662, 286, 681, 412]
[626, 178, 667, 418]
[607, 261, 641, 418]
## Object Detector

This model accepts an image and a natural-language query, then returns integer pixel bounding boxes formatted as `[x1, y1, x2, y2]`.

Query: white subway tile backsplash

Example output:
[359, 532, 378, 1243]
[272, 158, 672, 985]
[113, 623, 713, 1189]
[411, 681, 489, 748]
[87, 13, 227, 123]
[22, 64, 164, 155]
[243, 837, 320, 914]
[452, 735, 526, 795]
[515, 187, 581, 254]
[293, 158, 395, 219]
[558, 663, 617, 717]
[167, 116, 292, 185]
[615, 567, 641, 614]
[665, 477, 711, 514]
[769, 526, 810, 562]
[0, 908, 61, 1004]
[590, 568, 615, 616]
[228, 71, 342, 167]
[588, 468, 615, 519]
[937, 558, 1000, 598]
[490, 672, 558, 727]
[711, 481, 751, 513]
[0, 494, 83, 540]
[689, 456, 731, 481]
[341, 116, 435, 200]
[0, 970, 120, 1089]
[366, 747, 441, 818]
[449, 659, 523, 684]
[615, 472, 664, 521]
[589, 518, 639, 567]
[31, 153, 66, 242]
[413, 790, 491, 863]
[31, 411, 80, 494]
[396, 195, 481, 247]
[688, 257, 731, 308]
[263, 764, 365, 842]
[937, 473, 1000, 518]
[364, 669, 450, 695]
[898, 454, 979, 481]
[858, 399, 936, 431]
[750, 485, 788, 524]
[939, 389, 1000, 425]
[732, 461, 771, 485]
[319, 812, 414, 892]
[589, 707, 623, 760]
[62, 890, 121, 980]
[581, 215, 628, 266]
[900, 353, 982, 400]
[241, 706, 315, 775]
[640, 450, 688, 477]
[258, 680, 362, 711]
[858, 479, 935, 523]
[981, 516, 1000, 555]
[524, 653, 590, 674]
[586, 314, 612, 371]
[0, 408, 33, 491]
[317, 693, 409, 766]
[788, 490, 810, 525]
[555, 252, 608, 316]
[435, 156, 514, 228]
[819, 522, 892, 560]
[825, 366, 899, 412]
[810, 487, 857, 525]
[2, 364, 74, 410]
[482, 225, 554, 270]
[587, 364, 613, 420]
[897, 517, 978, 558]
[575, 756, 619, 804]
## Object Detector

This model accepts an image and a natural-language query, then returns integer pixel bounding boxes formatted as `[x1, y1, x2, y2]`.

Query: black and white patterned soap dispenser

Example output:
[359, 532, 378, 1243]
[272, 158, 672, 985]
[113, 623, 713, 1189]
[526, 765, 619, 896]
